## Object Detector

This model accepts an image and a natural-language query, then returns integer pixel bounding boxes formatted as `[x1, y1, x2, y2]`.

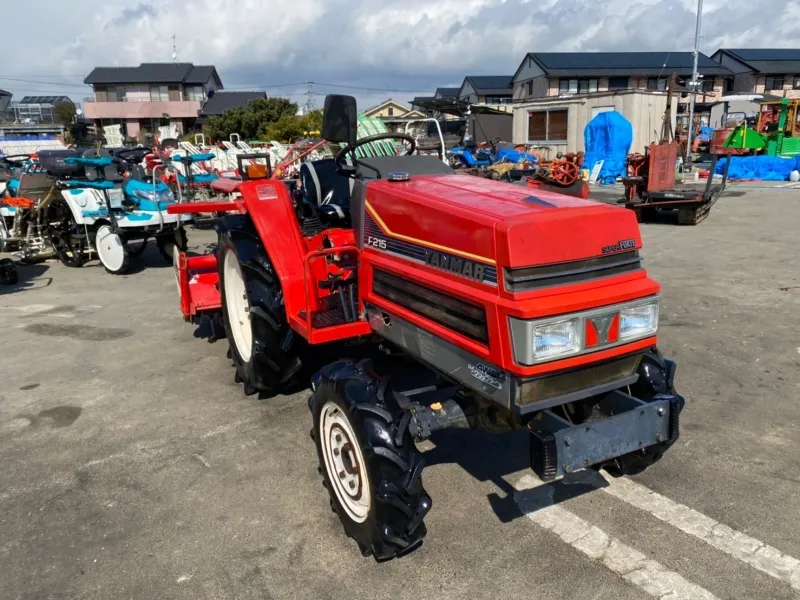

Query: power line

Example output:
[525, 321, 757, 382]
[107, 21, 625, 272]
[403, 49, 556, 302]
[313, 81, 434, 93]
[0, 75, 88, 87]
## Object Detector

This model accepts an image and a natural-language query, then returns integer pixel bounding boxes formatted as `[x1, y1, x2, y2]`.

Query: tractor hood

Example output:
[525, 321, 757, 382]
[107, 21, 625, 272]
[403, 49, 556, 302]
[363, 173, 642, 274]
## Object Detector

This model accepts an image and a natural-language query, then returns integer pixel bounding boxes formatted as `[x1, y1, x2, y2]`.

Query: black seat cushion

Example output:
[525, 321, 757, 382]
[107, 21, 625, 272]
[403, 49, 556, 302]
[300, 159, 351, 225]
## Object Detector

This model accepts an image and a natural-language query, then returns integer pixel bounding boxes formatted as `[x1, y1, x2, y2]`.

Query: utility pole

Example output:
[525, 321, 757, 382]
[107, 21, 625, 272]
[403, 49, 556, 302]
[305, 82, 315, 114]
[685, 0, 704, 174]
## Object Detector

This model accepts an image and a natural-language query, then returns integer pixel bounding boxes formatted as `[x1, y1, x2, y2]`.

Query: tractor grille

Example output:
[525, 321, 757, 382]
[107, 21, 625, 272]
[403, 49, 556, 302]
[372, 268, 488, 344]
[504, 251, 642, 293]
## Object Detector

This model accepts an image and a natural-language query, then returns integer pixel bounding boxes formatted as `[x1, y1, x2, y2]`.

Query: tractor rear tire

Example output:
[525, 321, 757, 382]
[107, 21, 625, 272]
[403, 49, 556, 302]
[157, 228, 188, 263]
[310, 360, 432, 561]
[0, 258, 18, 285]
[218, 216, 302, 397]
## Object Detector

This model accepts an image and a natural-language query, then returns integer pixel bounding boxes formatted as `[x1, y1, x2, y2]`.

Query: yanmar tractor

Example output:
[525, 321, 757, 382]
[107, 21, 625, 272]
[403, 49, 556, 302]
[168, 95, 684, 561]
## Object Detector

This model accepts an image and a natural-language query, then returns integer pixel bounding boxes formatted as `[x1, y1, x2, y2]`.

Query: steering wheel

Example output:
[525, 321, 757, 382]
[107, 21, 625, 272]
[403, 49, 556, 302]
[114, 147, 149, 164]
[334, 132, 417, 177]
[0, 154, 32, 166]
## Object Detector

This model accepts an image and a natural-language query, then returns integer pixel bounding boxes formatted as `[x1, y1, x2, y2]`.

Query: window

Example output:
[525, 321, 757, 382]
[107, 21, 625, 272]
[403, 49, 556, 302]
[106, 86, 126, 102]
[485, 96, 512, 104]
[608, 77, 629, 90]
[647, 78, 667, 91]
[726, 78, 734, 92]
[701, 78, 715, 93]
[559, 79, 597, 95]
[527, 80, 534, 96]
[794, 77, 800, 90]
[559, 79, 577, 94]
[387, 107, 394, 116]
[527, 109, 568, 142]
[150, 85, 169, 101]
[183, 85, 203, 101]
[765, 76, 785, 91]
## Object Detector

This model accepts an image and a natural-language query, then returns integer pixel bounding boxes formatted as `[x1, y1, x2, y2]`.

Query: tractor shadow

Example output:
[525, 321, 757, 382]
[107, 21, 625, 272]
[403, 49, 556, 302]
[0, 261, 52, 295]
[423, 427, 609, 524]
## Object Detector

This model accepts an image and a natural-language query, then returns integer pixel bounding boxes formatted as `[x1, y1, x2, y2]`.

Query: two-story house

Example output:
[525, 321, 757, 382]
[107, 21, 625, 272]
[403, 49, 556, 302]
[83, 62, 223, 139]
[508, 52, 732, 153]
[711, 49, 800, 98]
[511, 52, 731, 105]
[457, 76, 514, 111]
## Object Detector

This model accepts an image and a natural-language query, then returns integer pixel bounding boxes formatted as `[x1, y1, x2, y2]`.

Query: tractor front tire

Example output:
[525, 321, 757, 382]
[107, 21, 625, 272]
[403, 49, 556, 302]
[310, 360, 432, 561]
[218, 216, 302, 397]
[604, 348, 683, 477]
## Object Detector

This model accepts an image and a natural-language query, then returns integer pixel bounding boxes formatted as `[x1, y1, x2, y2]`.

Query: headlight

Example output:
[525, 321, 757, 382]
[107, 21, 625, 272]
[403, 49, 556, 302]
[619, 299, 659, 340]
[156, 188, 174, 202]
[532, 318, 581, 360]
[133, 188, 156, 201]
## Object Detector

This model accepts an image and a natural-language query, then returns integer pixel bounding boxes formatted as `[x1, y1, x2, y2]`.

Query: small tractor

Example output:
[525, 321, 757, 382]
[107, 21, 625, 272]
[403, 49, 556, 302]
[622, 142, 730, 225]
[168, 95, 685, 561]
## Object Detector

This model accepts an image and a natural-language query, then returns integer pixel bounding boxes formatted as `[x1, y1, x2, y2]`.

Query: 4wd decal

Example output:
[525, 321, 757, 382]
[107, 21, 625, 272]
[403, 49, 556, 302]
[602, 238, 636, 254]
[467, 363, 503, 390]
[424, 249, 486, 282]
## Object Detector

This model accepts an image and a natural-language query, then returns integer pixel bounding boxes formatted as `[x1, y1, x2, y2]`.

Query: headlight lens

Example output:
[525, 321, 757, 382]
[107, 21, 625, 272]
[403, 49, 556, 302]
[156, 188, 174, 203]
[533, 318, 580, 360]
[620, 300, 659, 339]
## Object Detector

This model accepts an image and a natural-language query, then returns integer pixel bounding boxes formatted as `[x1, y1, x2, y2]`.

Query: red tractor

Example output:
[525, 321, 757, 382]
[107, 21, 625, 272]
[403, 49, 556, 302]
[168, 95, 684, 561]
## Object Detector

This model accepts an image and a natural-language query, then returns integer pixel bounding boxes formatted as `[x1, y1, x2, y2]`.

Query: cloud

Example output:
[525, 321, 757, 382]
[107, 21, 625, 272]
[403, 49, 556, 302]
[1, 0, 799, 108]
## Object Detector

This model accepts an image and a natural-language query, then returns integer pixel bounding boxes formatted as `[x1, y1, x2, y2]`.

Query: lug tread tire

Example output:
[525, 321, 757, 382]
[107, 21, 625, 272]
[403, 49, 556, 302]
[157, 228, 188, 263]
[218, 215, 301, 397]
[0, 258, 18, 285]
[605, 348, 680, 477]
[310, 359, 431, 562]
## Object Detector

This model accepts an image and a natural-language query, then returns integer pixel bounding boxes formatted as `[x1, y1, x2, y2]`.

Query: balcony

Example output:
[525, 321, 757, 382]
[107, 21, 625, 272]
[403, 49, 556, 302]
[83, 99, 202, 120]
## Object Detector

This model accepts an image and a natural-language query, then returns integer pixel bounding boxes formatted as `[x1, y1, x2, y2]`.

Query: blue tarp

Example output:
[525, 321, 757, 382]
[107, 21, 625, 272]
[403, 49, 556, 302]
[584, 111, 633, 185]
[714, 155, 800, 181]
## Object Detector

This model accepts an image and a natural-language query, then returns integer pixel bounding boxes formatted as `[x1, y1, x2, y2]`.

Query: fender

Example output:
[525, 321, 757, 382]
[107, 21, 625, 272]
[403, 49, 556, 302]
[237, 179, 311, 338]
[59, 188, 106, 224]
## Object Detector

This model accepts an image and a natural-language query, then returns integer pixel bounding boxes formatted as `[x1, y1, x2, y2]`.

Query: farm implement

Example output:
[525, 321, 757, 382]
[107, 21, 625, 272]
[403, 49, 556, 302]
[169, 95, 685, 561]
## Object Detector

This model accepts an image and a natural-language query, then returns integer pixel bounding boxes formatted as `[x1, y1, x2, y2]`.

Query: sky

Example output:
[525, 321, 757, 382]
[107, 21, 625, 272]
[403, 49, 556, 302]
[1, 0, 799, 111]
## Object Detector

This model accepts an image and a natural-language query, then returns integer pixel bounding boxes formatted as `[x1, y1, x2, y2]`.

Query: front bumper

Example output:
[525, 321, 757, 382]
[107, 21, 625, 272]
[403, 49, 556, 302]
[529, 390, 684, 481]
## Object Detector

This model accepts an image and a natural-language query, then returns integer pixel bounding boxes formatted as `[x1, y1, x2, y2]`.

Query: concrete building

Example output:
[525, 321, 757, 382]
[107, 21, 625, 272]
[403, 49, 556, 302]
[83, 62, 223, 139]
[711, 49, 800, 99]
[512, 89, 677, 156]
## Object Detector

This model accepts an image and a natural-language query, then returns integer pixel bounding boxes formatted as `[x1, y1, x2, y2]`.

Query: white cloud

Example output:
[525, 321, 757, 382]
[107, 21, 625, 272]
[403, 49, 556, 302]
[2, 0, 799, 108]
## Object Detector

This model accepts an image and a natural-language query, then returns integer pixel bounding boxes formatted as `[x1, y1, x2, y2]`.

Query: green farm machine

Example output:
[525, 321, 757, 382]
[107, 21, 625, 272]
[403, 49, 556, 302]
[715, 97, 800, 157]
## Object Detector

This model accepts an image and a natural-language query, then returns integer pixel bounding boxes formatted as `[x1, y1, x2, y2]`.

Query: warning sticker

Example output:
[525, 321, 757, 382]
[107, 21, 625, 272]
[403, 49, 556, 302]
[256, 185, 278, 201]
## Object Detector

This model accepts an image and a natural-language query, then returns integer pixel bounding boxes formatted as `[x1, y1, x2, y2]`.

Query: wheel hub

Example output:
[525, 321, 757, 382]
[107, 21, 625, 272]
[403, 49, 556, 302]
[320, 402, 370, 523]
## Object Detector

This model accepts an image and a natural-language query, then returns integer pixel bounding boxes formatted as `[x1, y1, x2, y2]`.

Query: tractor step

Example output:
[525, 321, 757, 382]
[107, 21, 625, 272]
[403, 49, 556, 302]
[528, 390, 682, 481]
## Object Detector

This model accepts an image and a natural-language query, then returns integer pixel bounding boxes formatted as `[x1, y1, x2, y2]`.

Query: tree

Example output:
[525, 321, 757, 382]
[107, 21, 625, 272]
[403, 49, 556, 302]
[204, 97, 299, 141]
[53, 101, 76, 127]
[260, 109, 325, 142]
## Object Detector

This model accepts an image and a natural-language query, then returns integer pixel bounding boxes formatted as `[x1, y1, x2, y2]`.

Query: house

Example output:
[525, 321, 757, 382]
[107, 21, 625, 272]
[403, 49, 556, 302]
[511, 52, 731, 107]
[457, 76, 514, 110]
[196, 90, 267, 125]
[0, 89, 11, 117]
[82, 62, 223, 139]
[711, 49, 800, 98]
[362, 99, 427, 135]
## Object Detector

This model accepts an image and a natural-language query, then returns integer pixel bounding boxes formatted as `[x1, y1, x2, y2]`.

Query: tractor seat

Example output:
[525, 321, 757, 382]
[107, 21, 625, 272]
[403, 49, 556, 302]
[63, 180, 116, 190]
[299, 159, 351, 225]
[177, 172, 218, 184]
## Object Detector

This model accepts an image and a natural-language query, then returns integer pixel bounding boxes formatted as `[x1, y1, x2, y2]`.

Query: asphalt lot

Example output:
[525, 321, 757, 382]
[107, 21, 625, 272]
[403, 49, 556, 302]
[1, 186, 799, 600]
